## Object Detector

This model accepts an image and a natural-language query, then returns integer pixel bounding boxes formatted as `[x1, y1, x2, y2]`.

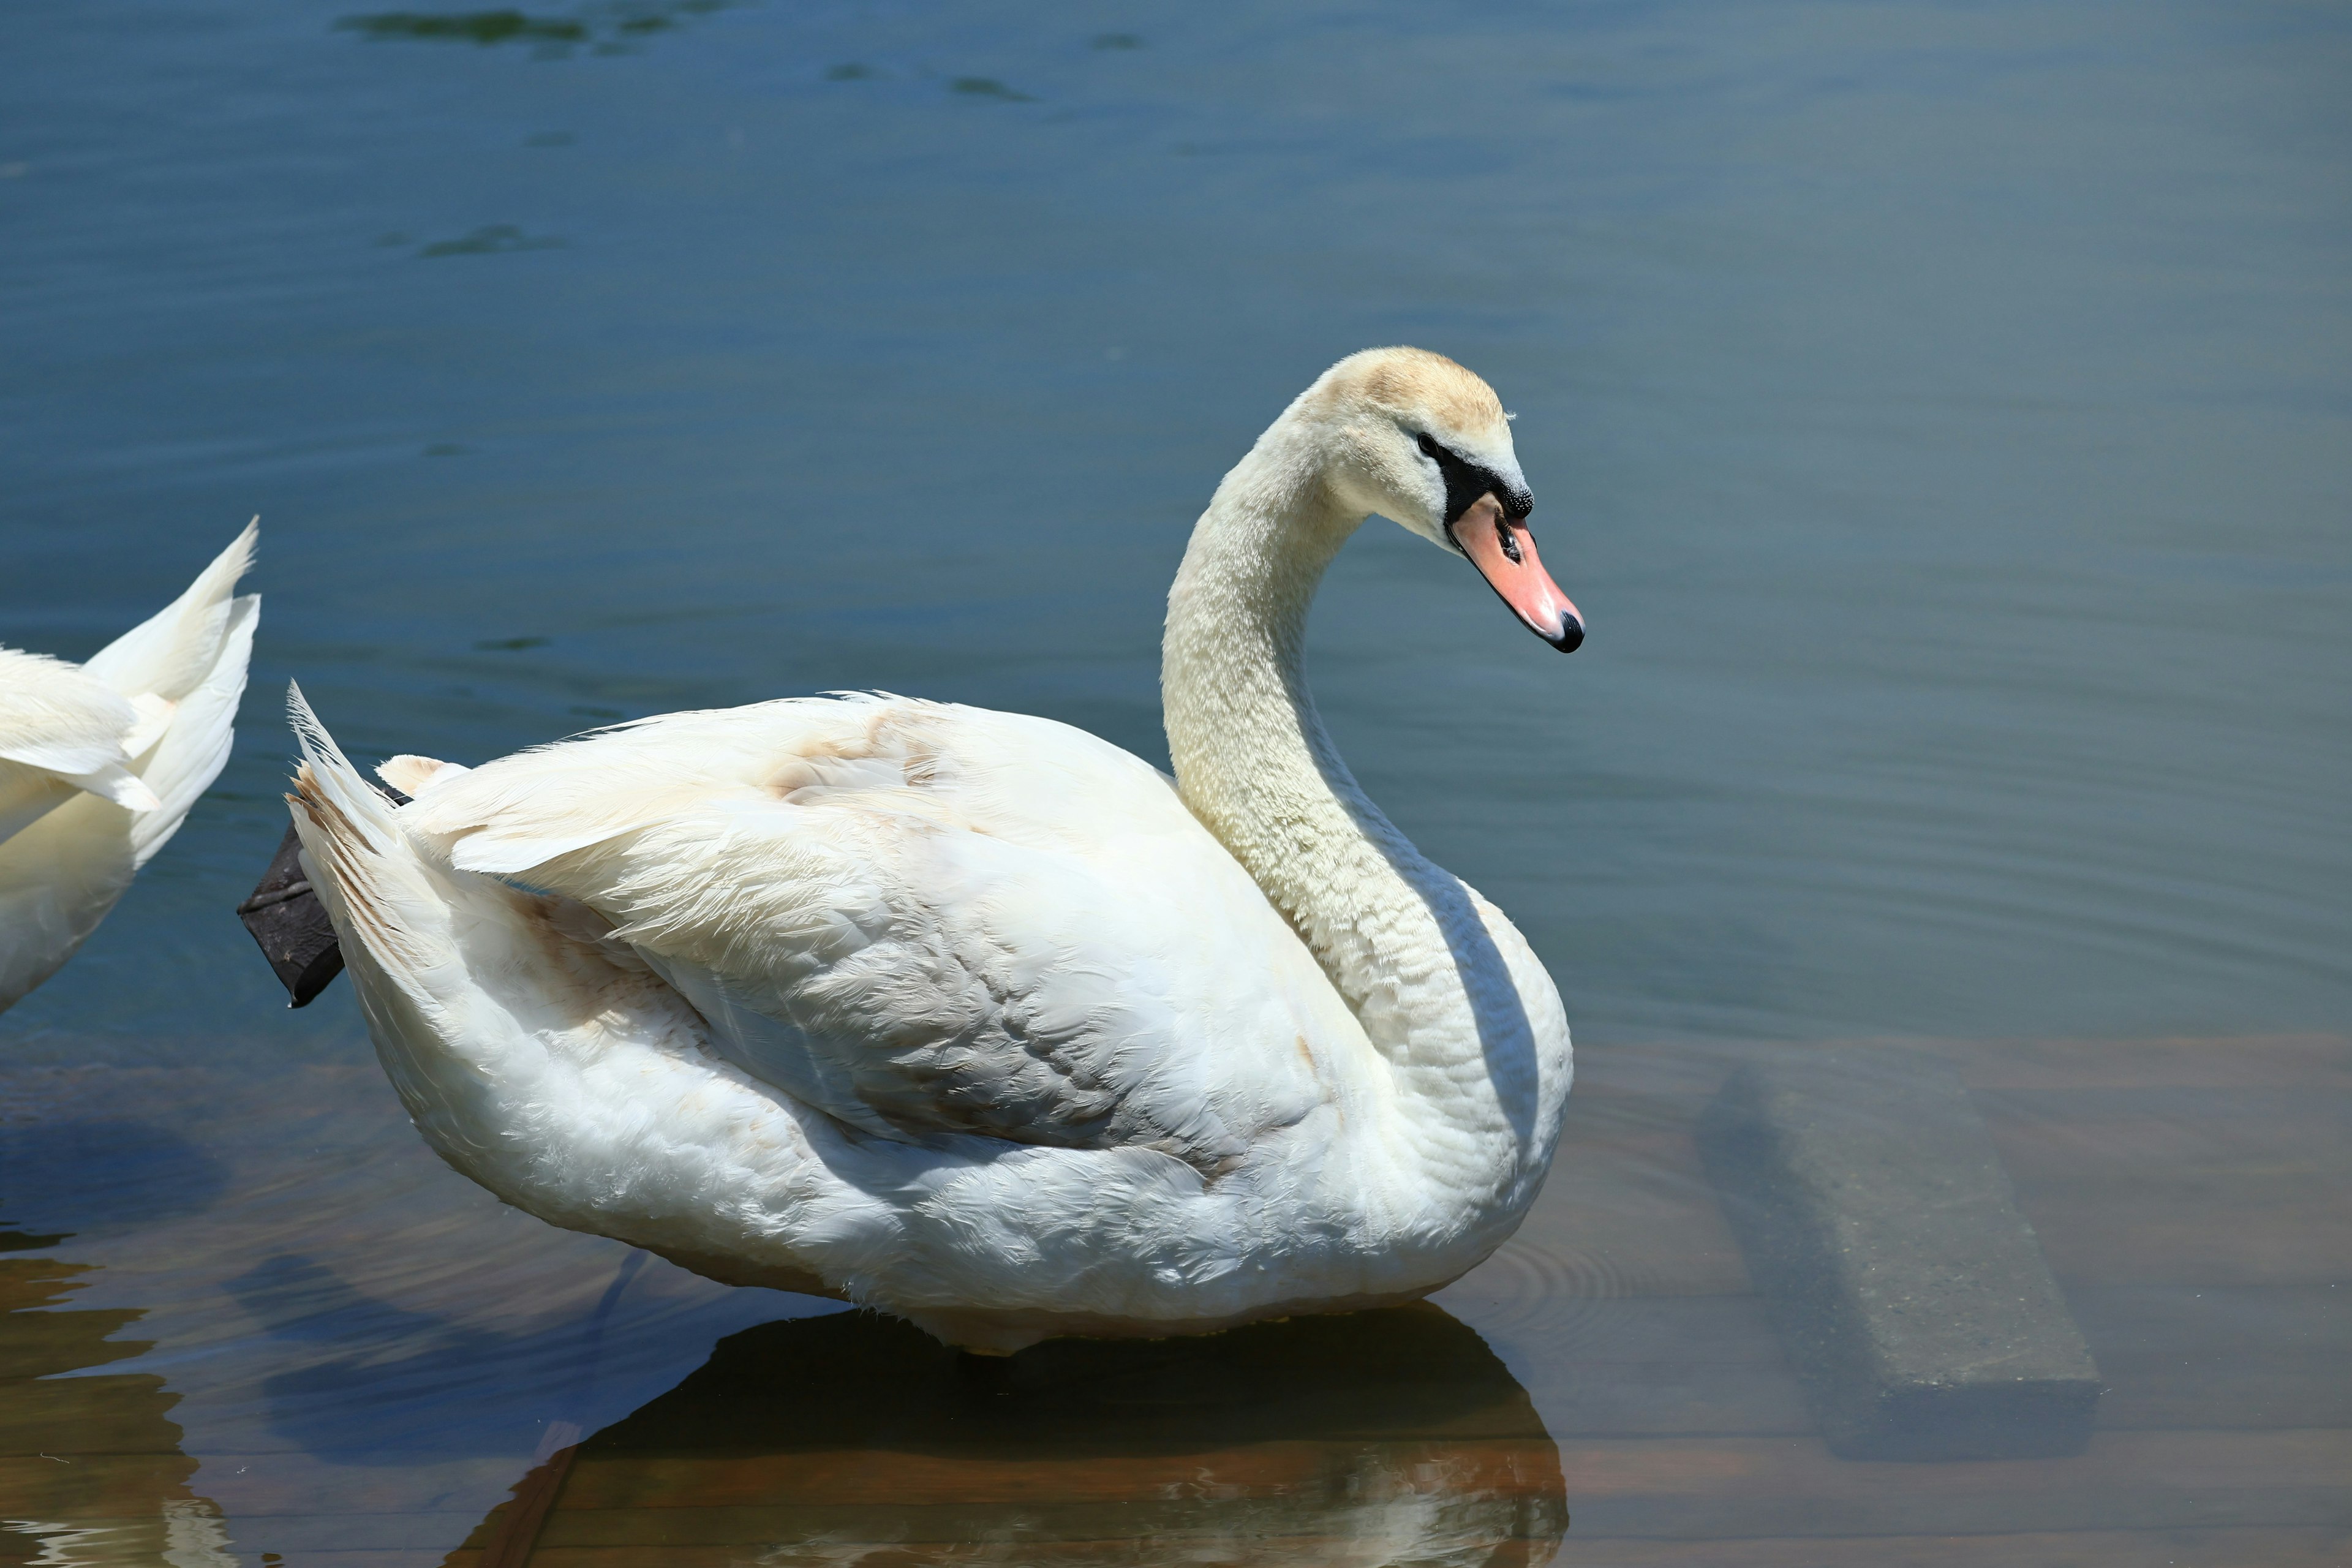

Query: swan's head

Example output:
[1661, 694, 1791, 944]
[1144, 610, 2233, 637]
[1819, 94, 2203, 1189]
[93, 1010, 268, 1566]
[1300, 347, 1583, 652]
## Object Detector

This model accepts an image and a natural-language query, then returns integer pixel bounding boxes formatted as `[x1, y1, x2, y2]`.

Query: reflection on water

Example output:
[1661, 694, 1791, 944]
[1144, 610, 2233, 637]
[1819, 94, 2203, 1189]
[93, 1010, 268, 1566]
[0, 1064, 801, 1556]
[456, 1305, 1567, 1567]
[0, 1250, 233, 1567]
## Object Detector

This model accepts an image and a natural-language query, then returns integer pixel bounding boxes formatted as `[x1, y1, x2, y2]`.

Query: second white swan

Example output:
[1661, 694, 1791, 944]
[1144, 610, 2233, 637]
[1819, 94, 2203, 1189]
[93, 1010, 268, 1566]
[288, 350, 1580, 1351]
[1, 522, 258, 1012]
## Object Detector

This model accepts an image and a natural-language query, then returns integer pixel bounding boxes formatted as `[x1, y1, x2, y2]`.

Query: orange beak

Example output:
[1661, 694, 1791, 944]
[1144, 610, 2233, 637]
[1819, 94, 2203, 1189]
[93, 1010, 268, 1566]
[1449, 494, 1584, 652]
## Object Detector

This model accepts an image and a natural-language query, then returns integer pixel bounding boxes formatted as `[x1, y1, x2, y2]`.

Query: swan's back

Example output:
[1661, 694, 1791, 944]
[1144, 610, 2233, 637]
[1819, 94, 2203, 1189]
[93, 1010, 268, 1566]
[397, 695, 1373, 1173]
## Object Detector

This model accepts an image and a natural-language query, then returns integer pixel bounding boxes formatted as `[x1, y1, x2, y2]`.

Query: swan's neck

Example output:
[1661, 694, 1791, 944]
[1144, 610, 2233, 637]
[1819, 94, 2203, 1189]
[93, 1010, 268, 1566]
[1163, 428, 1543, 1160]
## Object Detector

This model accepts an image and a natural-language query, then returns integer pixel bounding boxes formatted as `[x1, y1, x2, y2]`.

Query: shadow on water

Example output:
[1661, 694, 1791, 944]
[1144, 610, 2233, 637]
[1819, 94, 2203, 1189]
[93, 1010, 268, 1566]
[0, 1119, 228, 1236]
[224, 1250, 650, 1463]
[455, 1302, 1568, 1565]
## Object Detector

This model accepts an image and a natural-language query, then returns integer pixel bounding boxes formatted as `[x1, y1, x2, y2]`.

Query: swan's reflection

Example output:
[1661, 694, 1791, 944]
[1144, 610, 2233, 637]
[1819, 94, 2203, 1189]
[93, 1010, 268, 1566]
[0, 1237, 234, 1567]
[462, 1302, 1566, 1567]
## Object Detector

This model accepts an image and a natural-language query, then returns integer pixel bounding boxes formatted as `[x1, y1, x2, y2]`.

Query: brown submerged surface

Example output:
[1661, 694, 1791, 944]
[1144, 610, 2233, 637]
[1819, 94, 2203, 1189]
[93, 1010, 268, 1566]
[4, 1034, 2346, 1564]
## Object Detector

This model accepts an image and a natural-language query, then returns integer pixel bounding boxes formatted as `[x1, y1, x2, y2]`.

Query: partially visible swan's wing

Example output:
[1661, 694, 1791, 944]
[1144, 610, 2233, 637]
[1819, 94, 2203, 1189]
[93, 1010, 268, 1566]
[83, 518, 260, 866]
[0, 524, 257, 1009]
[0, 649, 160, 840]
[82, 518, 257, 705]
[401, 696, 1352, 1170]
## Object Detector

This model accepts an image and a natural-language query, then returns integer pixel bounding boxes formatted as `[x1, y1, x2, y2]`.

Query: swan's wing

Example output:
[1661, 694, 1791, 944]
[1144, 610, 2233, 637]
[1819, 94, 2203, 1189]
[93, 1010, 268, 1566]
[401, 696, 1354, 1172]
[81, 518, 257, 705]
[0, 649, 162, 843]
[76, 520, 260, 867]
[121, 579, 255, 869]
[0, 524, 258, 1010]
[0, 649, 141, 777]
[0, 650, 153, 1006]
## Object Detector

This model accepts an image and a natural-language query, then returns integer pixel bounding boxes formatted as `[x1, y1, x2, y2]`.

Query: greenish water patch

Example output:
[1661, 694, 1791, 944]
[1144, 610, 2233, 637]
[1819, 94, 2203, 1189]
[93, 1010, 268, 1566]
[476, 635, 550, 650]
[338, 9, 587, 45]
[1091, 32, 1143, 49]
[337, 0, 733, 51]
[417, 225, 564, 257]
[825, 61, 875, 80]
[950, 76, 1034, 102]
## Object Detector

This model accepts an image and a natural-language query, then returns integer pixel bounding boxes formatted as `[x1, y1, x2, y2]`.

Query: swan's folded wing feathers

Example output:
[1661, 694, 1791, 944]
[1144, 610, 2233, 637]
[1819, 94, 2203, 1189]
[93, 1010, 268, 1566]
[0, 649, 143, 777]
[81, 518, 256, 704]
[401, 696, 1333, 1172]
[0, 650, 164, 836]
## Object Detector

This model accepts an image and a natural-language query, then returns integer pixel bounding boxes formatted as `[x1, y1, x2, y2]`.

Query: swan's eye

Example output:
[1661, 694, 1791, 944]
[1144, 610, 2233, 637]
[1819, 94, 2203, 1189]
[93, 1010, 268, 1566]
[1414, 429, 1531, 529]
[1497, 518, 1523, 565]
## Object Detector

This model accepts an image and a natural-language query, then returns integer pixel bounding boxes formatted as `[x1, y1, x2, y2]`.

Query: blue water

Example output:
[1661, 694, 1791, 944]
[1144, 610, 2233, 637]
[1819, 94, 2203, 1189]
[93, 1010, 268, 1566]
[2, 0, 2348, 1558]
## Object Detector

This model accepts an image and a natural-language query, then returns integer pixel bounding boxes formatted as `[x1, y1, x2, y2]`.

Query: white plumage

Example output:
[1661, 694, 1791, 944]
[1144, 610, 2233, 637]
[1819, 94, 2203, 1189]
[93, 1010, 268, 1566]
[0, 521, 258, 1012]
[288, 351, 1576, 1351]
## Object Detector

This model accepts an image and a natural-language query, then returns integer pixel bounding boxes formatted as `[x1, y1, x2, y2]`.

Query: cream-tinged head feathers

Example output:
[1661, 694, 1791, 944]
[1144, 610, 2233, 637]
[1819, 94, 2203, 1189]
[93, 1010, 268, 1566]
[1280, 347, 1529, 551]
[1245, 349, 1580, 652]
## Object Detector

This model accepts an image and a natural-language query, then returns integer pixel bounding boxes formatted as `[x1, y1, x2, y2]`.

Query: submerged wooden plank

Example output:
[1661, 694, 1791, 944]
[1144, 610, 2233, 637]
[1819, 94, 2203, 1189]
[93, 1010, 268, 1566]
[2070, 1284, 2352, 1431]
[224, 1511, 492, 1556]
[1547, 1428, 2352, 1538]
[511, 1527, 2352, 1568]
[513, 1547, 1564, 1568]
[1549, 1525, 2352, 1566]
[1498, 1097, 1753, 1298]
[1570, 1036, 2352, 1097]
[1943, 1035, 2352, 1093]
[1988, 1088, 2352, 1288]
[552, 1437, 1566, 1510]
[1517, 1360, 1814, 1438]
[1490, 1279, 2352, 1441]
[0, 1453, 199, 1518]
[0, 1373, 184, 1457]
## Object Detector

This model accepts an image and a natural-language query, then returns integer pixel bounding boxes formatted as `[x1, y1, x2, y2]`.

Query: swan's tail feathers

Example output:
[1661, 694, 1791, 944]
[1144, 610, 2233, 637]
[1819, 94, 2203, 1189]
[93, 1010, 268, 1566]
[284, 681, 501, 1150]
[281, 687, 773, 1254]
[84, 518, 257, 703]
[75, 519, 262, 867]
[285, 682, 685, 1090]
[286, 682, 431, 991]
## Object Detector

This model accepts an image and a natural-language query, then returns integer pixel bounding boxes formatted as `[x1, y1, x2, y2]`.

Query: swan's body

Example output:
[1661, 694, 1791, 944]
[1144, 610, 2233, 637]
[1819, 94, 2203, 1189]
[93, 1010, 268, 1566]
[289, 352, 1579, 1351]
[0, 522, 258, 1012]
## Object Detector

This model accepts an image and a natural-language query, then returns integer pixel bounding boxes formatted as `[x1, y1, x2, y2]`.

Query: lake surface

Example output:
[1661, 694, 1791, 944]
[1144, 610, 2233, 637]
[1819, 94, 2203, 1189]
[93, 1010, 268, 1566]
[2, 0, 2347, 1560]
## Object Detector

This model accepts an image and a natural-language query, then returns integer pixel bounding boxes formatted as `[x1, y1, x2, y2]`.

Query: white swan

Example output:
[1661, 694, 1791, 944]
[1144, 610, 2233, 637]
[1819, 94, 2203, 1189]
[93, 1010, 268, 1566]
[0, 522, 258, 1013]
[287, 350, 1581, 1351]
